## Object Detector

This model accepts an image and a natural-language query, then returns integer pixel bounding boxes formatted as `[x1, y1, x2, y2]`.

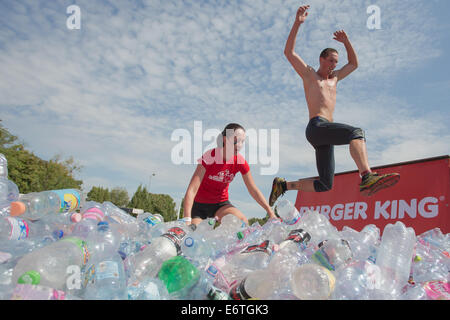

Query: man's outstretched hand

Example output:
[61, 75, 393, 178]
[333, 30, 349, 43]
[296, 5, 310, 24]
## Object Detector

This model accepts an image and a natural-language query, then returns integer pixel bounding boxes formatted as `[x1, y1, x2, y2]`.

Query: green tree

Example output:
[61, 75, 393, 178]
[1, 121, 82, 193]
[87, 186, 111, 203]
[127, 184, 151, 211]
[127, 184, 178, 221]
[38, 155, 82, 191]
[248, 214, 270, 227]
[110, 187, 129, 207]
[150, 193, 177, 222]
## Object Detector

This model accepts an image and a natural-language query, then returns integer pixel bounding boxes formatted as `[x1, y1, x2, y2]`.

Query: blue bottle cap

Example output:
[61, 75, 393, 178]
[184, 237, 194, 247]
[97, 221, 109, 231]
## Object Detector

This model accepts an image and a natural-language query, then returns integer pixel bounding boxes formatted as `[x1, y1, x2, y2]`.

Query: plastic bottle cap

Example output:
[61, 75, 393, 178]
[10, 201, 26, 216]
[237, 231, 244, 240]
[71, 212, 82, 223]
[98, 221, 109, 231]
[53, 230, 64, 239]
[184, 237, 194, 247]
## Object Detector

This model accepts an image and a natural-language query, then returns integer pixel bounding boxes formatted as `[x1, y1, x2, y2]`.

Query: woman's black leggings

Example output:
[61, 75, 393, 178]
[305, 116, 366, 192]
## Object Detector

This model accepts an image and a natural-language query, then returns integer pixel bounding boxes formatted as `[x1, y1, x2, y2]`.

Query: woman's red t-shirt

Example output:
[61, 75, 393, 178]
[194, 148, 250, 204]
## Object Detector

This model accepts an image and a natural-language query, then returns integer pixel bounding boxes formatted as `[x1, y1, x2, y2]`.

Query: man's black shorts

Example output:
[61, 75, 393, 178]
[191, 200, 233, 219]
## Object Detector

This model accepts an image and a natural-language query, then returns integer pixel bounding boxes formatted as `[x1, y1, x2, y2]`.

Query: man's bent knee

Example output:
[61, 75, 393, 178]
[350, 128, 365, 142]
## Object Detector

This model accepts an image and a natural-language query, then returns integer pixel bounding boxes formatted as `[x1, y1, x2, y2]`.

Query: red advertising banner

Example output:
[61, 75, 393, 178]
[295, 155, 450, 235]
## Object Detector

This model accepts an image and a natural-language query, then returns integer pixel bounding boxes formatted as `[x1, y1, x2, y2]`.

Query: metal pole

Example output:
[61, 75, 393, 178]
[148, 173, 155, 192]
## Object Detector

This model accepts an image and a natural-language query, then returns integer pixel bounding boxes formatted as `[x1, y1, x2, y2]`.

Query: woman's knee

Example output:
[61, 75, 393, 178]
[215, 206, 248, 224]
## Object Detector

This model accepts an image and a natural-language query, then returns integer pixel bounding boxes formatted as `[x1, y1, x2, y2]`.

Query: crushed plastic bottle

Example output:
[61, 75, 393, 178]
[375, 221, 416, 298]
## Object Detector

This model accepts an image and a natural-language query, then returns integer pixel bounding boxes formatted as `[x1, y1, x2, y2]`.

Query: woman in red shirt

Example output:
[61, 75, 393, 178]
[183, 123, 276, 226]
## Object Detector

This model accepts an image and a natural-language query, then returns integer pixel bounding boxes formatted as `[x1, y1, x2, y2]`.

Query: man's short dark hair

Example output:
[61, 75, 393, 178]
[320, 48, 338, 58]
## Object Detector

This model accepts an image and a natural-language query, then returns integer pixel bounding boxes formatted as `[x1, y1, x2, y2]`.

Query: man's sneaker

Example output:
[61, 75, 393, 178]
[359, 172, 400, 197]
[269, 177, 287, 206]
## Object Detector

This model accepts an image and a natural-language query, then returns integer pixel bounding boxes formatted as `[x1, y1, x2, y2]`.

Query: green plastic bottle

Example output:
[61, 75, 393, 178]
[158, 256, 200, 295]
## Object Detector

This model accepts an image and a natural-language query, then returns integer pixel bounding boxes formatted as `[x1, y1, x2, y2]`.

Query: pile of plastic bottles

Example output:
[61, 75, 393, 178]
[0, 154, 449, 300]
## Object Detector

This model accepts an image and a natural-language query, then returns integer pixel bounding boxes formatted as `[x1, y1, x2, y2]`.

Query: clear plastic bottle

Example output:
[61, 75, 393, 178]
[83, 222, 127, 300]
[278, 228, 311, 251]
[10, 189, 84, 220]
[130, 226, 189, 280]
[411, 235, 448, 283]
[11, 236, 90, 290]
[210, 239, 276, 291]
[275, 199, 302, 225]
[102, 201, 139, 237]
[215, 214, 246, 233]
[375, 221, 416, 297]
[311, 238, 353, 271]
[265, 230, 312, 299]
[0, 177, 20, 216]
[193, 217, 216, 234]
[340, 224, 380, 262]
[181, 231, 215, 269]
[259, 218, 290, 244]
[127, 277, 170, 300]
[412, 227, 449, 283]
[331, 260, 382, 300]
[297, 209, 340, 246]
[236, 222, 264, 245]
[137, 212, 162, 233]
[229, 269, 276, 300]
[0, 216, 30, 241]
[0, 216, 66, 244]
[70, 201, 108, 239]
[291, 263, 336, 300]
[209, 215, 247, 256]
[51, 189, 85, 214]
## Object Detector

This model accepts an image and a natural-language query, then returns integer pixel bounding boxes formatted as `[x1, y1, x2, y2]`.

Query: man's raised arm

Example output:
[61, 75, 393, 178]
[284, 5, 312, 80]
[333, 30, 359, 81]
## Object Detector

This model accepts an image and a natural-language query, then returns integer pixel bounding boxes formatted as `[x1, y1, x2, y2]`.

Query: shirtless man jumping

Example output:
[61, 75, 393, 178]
[269, 5, 400, 206]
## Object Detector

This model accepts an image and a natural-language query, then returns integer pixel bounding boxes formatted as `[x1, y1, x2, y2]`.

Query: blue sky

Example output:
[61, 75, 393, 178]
[1, 0, 449, 220]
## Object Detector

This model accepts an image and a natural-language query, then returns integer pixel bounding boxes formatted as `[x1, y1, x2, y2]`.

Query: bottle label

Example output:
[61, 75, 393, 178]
[51, 189, 81, 213]
[6, 217, 29, 240]
[283, 213, 301, 225]
[423, 281, 450, 300]
[285, 229, 311, 245]
[229, 278, 252, 300]
[161, 227, 187, 255]
[96, 261, 120, 281]
[322, 266, 336, 295]
[84, 264, 96, 287]
[312, 248, 335, 271]
[144, 216, 160, 226]
[240, 240, 273, 256]
[62, 237, 90, 265]
[82, 207, 105, 221]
